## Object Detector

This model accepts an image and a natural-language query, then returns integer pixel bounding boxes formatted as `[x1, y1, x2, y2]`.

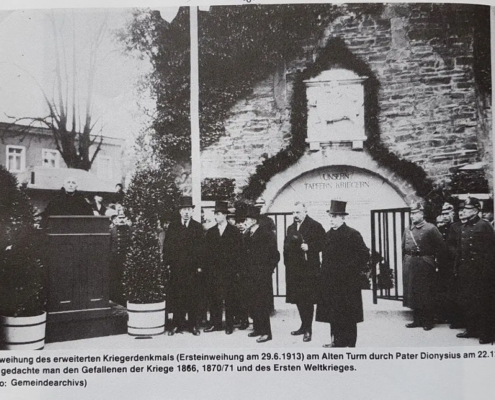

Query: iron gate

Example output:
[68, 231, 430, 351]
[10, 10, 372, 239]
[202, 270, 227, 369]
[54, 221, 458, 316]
[266, 212, 292, 297]
[370, 208, 410, 304]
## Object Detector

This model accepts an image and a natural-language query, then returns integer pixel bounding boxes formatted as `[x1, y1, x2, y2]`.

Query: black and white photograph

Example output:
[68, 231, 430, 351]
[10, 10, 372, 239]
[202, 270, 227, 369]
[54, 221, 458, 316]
[0, 0, 494, 399]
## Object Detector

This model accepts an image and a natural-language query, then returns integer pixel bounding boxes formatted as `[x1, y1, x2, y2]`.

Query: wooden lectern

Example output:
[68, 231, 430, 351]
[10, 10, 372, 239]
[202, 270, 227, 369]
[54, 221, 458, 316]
[45, 216, 126, 342]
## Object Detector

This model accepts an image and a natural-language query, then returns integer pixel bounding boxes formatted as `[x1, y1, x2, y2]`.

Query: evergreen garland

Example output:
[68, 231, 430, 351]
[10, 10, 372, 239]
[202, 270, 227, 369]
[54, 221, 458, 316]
[201, 178, 236, 201]
[242, 37, 435, 201]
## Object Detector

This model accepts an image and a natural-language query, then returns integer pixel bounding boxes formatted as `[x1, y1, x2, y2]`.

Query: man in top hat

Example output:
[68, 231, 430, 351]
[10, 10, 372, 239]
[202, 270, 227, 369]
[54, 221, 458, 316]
[402, 201, 446, 331]
[284, 201, 325, 342]
[455, 196, 495, 344]
[316, 200, 369, 348]
[203, 201, 243, 334]
[242, 205, 279, 343]
[163, 196, 204, 336]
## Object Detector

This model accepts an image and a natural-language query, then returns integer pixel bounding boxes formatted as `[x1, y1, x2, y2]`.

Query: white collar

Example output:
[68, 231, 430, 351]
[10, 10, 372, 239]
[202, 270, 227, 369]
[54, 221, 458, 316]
[218, 222, 227, 235]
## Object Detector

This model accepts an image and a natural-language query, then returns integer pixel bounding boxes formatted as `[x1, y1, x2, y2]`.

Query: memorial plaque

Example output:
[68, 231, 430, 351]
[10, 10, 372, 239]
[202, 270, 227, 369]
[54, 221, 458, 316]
[267, 166, 407, 245]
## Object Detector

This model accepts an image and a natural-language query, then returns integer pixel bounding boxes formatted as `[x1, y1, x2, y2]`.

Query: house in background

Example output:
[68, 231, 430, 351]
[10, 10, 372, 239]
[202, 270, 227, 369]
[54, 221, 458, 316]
[0, 121, 126, 211]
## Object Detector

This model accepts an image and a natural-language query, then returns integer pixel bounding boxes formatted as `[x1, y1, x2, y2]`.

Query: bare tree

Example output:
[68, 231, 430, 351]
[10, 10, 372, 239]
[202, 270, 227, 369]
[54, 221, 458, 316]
[6, 10, 110, 171]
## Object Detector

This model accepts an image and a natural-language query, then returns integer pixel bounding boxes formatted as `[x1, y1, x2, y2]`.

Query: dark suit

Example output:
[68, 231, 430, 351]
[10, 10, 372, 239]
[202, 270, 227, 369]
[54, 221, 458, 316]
[243, 224, 279, 336]
[93, 204, 107, 216]
[284, 215, 324, 332]
[44, 189, 93, 217]
[316, 223, 369, 347]
[204, 223, 243, 329]
[163, 218, 204, 330]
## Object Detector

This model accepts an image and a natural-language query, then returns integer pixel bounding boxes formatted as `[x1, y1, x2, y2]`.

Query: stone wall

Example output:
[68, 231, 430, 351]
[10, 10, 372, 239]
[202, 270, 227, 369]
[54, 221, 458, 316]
[201, 75, 293, 188]
[201, 4, 491, 193]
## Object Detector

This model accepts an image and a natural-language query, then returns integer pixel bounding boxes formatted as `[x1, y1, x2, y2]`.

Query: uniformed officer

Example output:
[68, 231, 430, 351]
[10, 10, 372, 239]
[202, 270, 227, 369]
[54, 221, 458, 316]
[455, 196, 495, 344]
[435, 202, 457, 325]
[402, 202, 446, 331]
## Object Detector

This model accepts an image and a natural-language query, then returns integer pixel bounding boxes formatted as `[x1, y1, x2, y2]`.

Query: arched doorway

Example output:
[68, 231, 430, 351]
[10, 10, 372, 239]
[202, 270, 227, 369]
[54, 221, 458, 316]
[266, 164, 408, 246]
[262, 161, 413, 298]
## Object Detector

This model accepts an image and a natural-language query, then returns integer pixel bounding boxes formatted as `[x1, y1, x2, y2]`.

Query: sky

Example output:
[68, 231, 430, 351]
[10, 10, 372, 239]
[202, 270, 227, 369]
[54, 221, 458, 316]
[0, 8, 153, 141]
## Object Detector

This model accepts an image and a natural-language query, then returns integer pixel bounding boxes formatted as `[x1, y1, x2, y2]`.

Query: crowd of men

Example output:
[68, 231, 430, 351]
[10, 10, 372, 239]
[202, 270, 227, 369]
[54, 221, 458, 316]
[159, 197, 368, 347]
[42, 177, 495, 346]
[404, 197, 495, 345]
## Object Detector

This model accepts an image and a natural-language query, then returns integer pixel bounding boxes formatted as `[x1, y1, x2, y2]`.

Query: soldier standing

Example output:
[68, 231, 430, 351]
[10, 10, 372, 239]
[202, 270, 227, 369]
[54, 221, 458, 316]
[455, 197, 495, 344]
[402, 202, 446, 331]
[435, 202, 456, 324]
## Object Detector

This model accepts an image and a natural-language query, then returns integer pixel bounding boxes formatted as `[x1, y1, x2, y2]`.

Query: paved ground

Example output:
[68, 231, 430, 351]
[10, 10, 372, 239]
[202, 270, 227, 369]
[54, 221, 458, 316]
[45, 291, 489, 350]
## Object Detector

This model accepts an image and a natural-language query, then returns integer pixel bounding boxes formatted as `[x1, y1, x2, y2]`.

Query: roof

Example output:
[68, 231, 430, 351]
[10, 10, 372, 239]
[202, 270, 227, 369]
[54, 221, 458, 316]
[0, 121, 125, 146]
[17, 167, 117, 193]
[457, 162, 485, 171]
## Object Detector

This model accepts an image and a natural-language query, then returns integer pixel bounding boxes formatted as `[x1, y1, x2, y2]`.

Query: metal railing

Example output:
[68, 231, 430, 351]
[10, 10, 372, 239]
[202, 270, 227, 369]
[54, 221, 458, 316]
[370, 208, 410, 304]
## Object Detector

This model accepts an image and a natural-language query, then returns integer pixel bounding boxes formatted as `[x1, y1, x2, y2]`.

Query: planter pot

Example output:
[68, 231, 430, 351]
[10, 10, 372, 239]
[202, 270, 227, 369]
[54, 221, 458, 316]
[127, 301, 165, 337]
[1, 312, 47, 350]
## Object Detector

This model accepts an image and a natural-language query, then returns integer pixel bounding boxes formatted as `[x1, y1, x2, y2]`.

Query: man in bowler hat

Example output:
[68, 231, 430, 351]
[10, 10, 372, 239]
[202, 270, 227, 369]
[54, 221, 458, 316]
[284, 201, 325, 342]
[243, 205, 279, 343]
[316, 200, 369, 348]
[163, 196, 204, 336]
[203, 201, 243, 335]
[455, 196, 495, 344]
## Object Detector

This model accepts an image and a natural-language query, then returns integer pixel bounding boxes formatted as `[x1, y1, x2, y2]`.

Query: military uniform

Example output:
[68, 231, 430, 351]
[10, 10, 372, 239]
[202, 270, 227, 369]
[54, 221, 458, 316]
[443, 221, 463, 328]
[456, 215, 495, 341]
[402, 204, 446, 330]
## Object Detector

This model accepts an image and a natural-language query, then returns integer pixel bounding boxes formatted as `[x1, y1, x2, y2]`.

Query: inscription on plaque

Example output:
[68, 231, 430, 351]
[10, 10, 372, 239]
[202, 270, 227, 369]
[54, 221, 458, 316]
[268, 166, 406, 245]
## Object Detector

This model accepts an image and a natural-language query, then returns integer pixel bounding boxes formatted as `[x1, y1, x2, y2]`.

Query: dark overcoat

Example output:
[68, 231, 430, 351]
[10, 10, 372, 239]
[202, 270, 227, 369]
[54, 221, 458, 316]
[163, 218, 204, 312]
[455, 216, 495, 311]
[316, 223, 369, 324]
[243, 225, 279, 311]
[204, 223, 243, 298]
[283, 216, 325, 304]
[402, 221, 446, 310]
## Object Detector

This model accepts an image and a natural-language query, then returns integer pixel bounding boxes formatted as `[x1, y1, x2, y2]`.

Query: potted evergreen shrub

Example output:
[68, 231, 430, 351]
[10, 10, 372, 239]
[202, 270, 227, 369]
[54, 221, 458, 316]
[0, 166, 46, 350]
[122, 166, 180, 336]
